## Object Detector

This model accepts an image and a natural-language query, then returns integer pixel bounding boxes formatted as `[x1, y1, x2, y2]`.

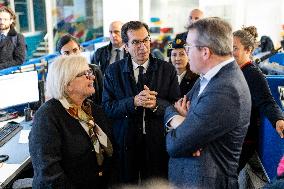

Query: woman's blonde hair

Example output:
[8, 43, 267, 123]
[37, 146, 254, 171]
[46, 55, 89, 99]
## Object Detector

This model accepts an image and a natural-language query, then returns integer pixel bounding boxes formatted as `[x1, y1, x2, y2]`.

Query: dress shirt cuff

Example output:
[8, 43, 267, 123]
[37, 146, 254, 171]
[165, 115, 180, 132]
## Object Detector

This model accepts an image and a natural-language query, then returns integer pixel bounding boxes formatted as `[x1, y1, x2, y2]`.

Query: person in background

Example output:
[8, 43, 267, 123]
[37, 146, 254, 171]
[165, 17, 251, 189]
[93, 21, 127, 74]
[260, 35, 275, 52]
[29, 55, 113, 189]
[168, 38, 199, 96]
[233, 26, 284, 174]
[56, 34, 103, 105]
[175, 8, 204, 41]
[102, 21, 180, 184]
[0, 6, 26, 70]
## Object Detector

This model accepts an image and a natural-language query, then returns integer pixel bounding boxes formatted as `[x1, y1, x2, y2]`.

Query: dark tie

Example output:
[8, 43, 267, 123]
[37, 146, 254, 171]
[115, 49, 121, 62]
[137, 66, 144, 91]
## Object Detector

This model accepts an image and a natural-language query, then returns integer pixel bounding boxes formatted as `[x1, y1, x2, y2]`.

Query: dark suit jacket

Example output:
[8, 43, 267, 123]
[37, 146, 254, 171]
[92, 42, 127, 75]
[102, 55, 180, 182]
[0, 27, 26, 70]
[165, 61, 251, 189]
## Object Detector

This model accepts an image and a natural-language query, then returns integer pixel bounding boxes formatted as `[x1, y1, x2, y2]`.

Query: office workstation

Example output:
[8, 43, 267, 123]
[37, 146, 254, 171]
[1, 0, 284, 188]
[0, 71, 40, 188]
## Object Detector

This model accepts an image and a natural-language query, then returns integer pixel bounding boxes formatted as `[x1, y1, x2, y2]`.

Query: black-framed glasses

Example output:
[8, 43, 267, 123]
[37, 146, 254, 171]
[76, 69, 94, 79]
[130, 36, 151, 47]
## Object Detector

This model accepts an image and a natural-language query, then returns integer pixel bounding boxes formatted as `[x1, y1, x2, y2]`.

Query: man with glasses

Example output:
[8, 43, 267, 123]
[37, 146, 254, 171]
[93, 21, 127, 75]
[165, 17, 251, 189]
[0, 6, 26, 70]
[102, 21, 180, 184]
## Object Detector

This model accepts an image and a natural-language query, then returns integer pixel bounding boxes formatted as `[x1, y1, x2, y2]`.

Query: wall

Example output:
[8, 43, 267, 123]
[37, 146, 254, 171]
[200, 0, 284, 46]
[102, 0, 140, 37]
[24, 32, 45, 59]
[149, 0, 198, 35]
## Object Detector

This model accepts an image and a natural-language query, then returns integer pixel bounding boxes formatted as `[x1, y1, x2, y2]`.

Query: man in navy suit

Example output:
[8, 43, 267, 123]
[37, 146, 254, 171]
[165, 17, 251, 189]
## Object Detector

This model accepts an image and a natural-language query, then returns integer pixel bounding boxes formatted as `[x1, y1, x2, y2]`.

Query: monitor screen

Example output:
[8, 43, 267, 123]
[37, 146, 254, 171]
[0, 71, 39, 110]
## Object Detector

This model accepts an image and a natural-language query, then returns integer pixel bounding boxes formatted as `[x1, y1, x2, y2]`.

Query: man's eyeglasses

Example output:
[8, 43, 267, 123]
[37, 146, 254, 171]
[130, 36, 151, 47]
[76, 69, 94, 79]
[184, 43, 205, 51]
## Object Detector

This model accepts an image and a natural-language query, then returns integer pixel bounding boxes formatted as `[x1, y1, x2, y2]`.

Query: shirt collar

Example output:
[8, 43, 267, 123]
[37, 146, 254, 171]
[112, 45, 124, 52]
[201, 57, 234, 81]
[132, 59, 149, 70]
[177, 70, 187, 84]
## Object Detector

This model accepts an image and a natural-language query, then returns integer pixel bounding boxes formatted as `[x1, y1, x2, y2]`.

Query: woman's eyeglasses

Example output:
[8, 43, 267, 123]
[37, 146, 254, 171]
[76, 69, 94, 79]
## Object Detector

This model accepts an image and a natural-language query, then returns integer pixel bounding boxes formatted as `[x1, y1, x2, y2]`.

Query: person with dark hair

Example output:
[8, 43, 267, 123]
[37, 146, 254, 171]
[260, 35, 275, 52]
[165, 17, 251, 189]
[56, 34, 82, 55]
[233, 26, 284, 174]
[57, 34, 104, 105]
[0, 6, 26, 70]
[168, 38, 199, 96]
[175, 8, 204, 41]
[102, 21, 180, 184]
[92, 21, 127, 75]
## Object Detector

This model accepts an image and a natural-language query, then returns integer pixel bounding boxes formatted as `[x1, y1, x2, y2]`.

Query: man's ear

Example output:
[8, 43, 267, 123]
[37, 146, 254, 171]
[202, 47, 211, 60]
[124, 43, 129, 53]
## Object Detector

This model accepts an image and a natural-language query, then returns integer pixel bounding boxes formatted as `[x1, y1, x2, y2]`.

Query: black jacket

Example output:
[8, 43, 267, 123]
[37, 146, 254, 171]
[238, 63, 284, 171]
[0, 27, 26, 70]
[92, 42, 127, 75]
[29, 99, 113, 189]
[88, 64, 103, 105]
[102, 54, 180, 183]
[179, 70, 199, 96]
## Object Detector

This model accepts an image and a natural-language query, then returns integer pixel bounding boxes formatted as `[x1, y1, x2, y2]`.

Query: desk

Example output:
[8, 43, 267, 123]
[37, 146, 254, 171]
[0, 117, 32, 188]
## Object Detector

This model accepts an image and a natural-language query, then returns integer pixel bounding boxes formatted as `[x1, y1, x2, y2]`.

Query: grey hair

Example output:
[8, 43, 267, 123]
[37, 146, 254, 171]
[46, 55, 89, 99]
[188, 17, 233, 56]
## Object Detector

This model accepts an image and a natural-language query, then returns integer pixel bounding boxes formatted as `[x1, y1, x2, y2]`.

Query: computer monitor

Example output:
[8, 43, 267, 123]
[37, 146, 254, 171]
[0, 71, 39, 110]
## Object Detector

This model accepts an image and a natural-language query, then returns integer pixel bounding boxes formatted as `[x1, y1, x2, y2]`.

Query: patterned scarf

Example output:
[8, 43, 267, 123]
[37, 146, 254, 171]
[59, 97, 113, 166]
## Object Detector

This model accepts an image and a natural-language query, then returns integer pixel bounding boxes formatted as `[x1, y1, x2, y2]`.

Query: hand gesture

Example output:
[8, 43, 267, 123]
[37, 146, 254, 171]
[174, 95, 190, 117]
[134, 85, 157, 109]
[276, 119, 284, 138]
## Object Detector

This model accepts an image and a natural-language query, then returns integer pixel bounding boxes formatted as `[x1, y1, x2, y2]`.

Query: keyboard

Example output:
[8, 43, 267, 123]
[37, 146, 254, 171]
[0, 121, 22, 147]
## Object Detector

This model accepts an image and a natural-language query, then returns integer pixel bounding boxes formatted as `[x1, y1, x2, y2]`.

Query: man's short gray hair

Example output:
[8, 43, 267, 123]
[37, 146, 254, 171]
[188, 17, 233, 56]
[46, 55, 88, 99]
